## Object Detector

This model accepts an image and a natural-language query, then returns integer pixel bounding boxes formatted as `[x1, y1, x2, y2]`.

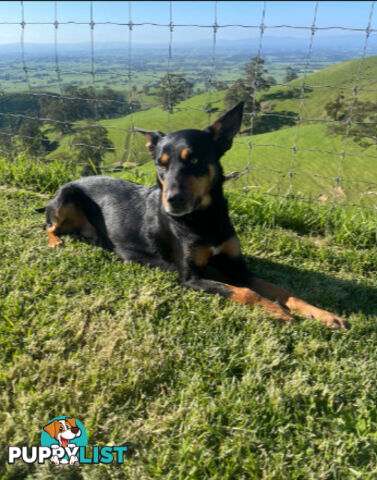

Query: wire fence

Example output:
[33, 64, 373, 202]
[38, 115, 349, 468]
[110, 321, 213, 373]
[0, 1, 376, 211]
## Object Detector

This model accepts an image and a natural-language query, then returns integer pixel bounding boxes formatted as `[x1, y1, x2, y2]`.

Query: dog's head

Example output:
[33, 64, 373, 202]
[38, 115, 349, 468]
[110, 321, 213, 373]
[43, 417, 81, 447]
[135, 101, 243, 217]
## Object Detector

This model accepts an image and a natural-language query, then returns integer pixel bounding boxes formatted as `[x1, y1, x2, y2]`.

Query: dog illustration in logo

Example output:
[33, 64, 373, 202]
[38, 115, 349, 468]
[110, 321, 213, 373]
[43, 417, 81, 465]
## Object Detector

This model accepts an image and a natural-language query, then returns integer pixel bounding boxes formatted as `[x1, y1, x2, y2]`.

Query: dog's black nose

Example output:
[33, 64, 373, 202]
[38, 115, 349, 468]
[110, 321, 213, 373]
[167, 191, 187, 210]
[71, 427, 79, 434]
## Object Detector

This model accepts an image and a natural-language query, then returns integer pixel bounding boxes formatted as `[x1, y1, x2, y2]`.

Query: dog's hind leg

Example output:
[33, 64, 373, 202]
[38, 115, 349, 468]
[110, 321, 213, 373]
[45, 203, 97, 248]
[47, 223, 64, 248]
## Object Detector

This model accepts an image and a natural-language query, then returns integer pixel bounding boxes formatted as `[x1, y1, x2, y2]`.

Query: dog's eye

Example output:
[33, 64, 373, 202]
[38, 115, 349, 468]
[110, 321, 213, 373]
[59, 426, 63, 431]
[190, 158, 198, 165]
[66, 425, 71, 429]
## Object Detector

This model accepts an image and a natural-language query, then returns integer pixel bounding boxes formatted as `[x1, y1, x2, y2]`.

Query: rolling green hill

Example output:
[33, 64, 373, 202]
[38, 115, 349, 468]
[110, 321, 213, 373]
[258, 55, 377, 118]
[47, 89, 228, 173]
[47, 56, 377, 208]
[223, 124, 377, 208]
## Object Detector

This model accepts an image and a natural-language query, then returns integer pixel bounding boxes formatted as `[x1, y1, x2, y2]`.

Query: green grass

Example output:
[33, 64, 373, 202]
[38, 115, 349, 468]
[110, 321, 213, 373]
[1, 157, 377, 479]
[0, 153, 81, 194]
[222, 123, 377, 209]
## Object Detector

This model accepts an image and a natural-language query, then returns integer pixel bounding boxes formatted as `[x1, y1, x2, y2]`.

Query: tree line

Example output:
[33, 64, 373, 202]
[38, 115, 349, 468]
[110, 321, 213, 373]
[0, 86, 141, 174]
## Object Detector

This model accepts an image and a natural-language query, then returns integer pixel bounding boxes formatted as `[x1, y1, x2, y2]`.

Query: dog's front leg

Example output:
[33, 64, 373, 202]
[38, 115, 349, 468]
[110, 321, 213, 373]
[210, 253, 346, 330]
[249, 276, 347, 329]
[180, 261, 294, 323]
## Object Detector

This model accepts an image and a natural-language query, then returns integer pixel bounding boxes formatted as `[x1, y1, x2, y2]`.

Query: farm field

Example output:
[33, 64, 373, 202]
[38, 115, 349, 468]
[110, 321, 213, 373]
[0, 48, 338, 92]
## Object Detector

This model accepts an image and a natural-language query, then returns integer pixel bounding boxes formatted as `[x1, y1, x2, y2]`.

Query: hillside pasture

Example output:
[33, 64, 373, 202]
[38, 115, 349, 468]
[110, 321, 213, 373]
[44, 56, 377, 209]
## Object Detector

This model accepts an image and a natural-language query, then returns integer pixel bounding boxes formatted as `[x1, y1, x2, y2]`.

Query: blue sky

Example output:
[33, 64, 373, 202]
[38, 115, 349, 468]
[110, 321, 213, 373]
[0, 1, 375, 44]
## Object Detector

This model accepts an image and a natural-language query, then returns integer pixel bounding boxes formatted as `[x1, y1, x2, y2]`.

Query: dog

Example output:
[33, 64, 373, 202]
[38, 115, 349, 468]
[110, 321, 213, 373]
[43, 417, 81, 465]
[38, 101, 346, 329]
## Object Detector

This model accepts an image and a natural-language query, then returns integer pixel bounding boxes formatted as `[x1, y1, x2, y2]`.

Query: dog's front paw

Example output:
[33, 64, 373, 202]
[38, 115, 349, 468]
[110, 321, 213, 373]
[308, 309, 348, 329]
[69, 455, 79, 465]
[48, 237, 64, 248]
[257, 298, 295, 323]
[323, 314, 348, 330]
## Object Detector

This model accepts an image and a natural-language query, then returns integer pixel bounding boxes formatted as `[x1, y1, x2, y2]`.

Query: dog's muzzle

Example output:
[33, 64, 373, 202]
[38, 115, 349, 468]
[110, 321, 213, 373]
[165, 191, 197, 217]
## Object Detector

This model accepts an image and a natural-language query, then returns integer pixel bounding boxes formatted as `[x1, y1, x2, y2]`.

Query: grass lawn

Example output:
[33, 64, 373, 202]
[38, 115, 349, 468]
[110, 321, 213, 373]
[0, 157, 377, 479]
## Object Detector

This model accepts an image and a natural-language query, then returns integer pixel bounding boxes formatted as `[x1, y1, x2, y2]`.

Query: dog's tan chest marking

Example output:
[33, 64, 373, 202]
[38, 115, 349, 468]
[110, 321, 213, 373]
[191, 245, 212, 267]
[216, 235, 241, 258]
[191, 235, 241, 268]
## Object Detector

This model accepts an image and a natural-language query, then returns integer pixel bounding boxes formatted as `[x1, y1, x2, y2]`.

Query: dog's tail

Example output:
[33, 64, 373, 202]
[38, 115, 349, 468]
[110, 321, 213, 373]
[35, 206, 46, 213]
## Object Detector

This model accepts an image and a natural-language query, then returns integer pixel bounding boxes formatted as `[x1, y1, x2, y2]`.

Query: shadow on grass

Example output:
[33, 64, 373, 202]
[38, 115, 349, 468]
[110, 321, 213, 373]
[245, 255, 377, 320]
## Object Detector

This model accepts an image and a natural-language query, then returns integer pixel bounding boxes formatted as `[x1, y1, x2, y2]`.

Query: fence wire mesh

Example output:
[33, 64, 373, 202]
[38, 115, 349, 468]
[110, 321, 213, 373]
[0, 1, 376, 210]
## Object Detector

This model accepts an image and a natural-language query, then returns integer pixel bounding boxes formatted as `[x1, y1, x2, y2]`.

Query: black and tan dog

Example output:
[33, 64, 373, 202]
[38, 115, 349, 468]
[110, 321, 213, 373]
[39, 102, 345, 329]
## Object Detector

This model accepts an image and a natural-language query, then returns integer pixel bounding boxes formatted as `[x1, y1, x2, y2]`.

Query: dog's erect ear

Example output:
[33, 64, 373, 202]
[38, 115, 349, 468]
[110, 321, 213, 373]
[204, 101, 244, 156]
[43, 420, 59, 439]
[134, 128, 165, 156]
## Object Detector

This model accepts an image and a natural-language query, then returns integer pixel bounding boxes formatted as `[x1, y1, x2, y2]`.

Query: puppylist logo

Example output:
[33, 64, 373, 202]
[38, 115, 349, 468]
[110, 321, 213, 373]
[8, 416, 128, 465]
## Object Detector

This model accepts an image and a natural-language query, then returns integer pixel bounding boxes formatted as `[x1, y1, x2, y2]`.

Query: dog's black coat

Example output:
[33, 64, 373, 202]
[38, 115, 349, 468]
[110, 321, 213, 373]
[45, 175, 233, 276]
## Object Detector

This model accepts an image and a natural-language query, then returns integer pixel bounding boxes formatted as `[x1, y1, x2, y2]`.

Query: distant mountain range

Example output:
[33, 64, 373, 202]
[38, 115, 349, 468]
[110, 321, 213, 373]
[0, 34, 375, 57]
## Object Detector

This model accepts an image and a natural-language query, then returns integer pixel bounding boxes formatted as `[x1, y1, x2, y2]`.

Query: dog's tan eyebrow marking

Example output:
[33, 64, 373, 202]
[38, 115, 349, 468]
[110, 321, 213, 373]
[180, 148, 191, 160]
[160, 153, 169, 164]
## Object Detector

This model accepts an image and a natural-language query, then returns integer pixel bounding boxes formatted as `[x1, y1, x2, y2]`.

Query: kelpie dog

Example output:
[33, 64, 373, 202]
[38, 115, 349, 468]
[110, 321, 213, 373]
[40, 102, 346, 329]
